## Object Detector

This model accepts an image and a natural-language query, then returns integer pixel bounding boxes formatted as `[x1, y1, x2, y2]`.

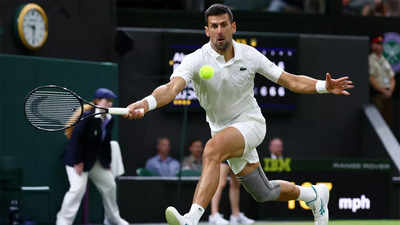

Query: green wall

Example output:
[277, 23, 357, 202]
[0, 54, 118, 223]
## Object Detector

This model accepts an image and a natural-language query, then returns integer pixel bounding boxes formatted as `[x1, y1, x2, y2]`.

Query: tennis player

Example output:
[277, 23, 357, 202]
[126, 4, 353, 225]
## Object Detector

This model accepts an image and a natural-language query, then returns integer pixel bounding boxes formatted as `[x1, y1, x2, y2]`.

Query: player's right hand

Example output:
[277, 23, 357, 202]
[125, 100, 147, 120]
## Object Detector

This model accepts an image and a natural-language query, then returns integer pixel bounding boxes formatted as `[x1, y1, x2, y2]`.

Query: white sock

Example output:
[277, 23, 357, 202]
[186, 204, 204, 224]
[297, 186, 317, 202]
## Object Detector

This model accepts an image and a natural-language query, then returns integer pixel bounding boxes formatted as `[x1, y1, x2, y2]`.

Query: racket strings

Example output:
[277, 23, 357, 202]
[25, 88, 82, 131]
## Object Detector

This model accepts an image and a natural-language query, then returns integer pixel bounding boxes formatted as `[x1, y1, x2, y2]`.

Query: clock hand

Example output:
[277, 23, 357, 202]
[32, 25, 36, 45]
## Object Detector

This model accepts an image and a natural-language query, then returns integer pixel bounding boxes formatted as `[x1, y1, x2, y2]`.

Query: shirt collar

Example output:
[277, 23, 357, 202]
[189, 154, 202, 162]
[207, 40, 241, 63]
[232, 40, 241, 60]
[156, 155, 171, 162]
[371, 52, 383, 60]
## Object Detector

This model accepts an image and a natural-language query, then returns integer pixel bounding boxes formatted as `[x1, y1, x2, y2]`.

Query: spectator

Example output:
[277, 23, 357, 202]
[224, 0, 271, 11]
[386, 0, 400, 17]
[343, 0, 389, 16]
[343, 0, 370, 15]
[268, 0, 304, 13]
[304, 0, 326, 14]
[145, 137, 180, 176]
[269, 138, 284, 159]
[182, 139, 203, 172]
[369, 35, 396, 127]
[223, 0, 325, 14]
[364, 0, 389, 16]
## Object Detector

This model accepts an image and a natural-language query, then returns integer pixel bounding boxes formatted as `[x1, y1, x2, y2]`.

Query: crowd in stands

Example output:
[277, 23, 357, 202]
[343, 0, 400, 17]
[122, 0, 400, 17]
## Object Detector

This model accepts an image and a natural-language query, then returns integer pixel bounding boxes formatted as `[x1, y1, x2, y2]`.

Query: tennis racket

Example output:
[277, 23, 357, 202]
[24, 85, 141, 132]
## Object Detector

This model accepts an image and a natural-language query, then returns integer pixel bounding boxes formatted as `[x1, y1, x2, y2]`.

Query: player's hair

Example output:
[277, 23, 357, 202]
[157, 137, 170, 146]
[189, 139, 202, 145]
[188, 139, 202, 149]
[269, 137, 282, 146]
[204, 4, 233, 25]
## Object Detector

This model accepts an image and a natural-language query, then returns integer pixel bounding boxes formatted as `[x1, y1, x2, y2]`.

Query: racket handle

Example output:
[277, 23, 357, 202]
[108, 107, 129, 115]
[108, 107, 144, 115]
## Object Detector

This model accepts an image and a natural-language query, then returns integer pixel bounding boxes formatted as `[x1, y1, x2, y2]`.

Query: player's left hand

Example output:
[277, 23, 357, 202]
[325, 73, 354, 95]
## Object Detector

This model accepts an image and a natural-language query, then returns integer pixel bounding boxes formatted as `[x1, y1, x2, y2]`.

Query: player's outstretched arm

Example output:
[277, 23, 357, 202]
[278, 72, 354, 95]
[125, 77, 186, 119]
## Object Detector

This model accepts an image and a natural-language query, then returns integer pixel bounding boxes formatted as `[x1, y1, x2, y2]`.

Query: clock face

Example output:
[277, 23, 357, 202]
[16, 3, 48, 50]
[22, 8, 47, 48]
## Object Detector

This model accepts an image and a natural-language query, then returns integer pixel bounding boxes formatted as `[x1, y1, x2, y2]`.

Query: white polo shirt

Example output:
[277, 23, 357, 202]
[170, 40, 283, 128]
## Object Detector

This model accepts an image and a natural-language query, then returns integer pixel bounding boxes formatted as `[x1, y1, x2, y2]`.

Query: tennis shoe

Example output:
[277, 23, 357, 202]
[209, 213, 229, 225]
[307, 184, 329, 225]
[165, 206, 194, 225]
[230, 212, 255, 225]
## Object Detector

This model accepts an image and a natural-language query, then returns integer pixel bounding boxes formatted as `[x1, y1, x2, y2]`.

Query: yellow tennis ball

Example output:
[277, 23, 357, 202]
[199, 65, 214, 80]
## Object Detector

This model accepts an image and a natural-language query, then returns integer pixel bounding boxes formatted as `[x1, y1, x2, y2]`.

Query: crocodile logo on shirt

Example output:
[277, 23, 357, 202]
[240, 67, 247, 71]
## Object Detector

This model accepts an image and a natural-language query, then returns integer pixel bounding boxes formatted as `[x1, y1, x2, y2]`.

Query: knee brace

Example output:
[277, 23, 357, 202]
[238, 166, 280, 202]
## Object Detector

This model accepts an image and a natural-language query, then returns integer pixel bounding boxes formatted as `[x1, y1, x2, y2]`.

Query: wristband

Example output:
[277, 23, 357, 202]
[316, 80, 328, 94]
[144, 95, 157, 111]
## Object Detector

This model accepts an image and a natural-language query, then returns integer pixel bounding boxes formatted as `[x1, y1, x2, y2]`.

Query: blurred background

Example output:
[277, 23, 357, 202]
[0, 0, 400, 224]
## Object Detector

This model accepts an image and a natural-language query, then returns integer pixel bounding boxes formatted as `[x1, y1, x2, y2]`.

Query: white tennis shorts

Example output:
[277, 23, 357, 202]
[209, 108, 266, 174]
